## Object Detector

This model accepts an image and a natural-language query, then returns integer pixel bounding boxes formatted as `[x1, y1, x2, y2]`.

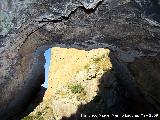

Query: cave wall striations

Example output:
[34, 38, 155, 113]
[0, 0, 160, 119]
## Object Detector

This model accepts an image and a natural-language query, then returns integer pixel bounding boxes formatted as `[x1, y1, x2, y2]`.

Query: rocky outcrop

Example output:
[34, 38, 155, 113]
[22, 48, 160, 120]
[0, 0, 160, 119]
[22, 48, 112, 120]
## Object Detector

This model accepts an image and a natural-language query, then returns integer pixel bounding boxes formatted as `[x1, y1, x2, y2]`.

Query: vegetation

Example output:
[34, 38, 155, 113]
[92, 54, 106, 63]
[68, 84, 85, 94]
[22, 115, 34, 120]
[22, 49, 111, 120]
[84, 64, 90, 72]
[91, 53, 111, 70]
[22, 105, 53, 120]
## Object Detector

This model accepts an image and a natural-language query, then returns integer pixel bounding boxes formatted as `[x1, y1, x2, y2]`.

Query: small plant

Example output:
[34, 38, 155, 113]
[92, 54, 107, 63]
[35, 111, 44, 120]
[92, 57, 102, 63]
[22, 116, 34, 120]
[45, 106, 50, 109]
[84, 64, 90, 72]
[84, 64, 90, 69]
[37, 111, 42, 116]
[22, 104, 53, 120]
[68, 84, 84, 94]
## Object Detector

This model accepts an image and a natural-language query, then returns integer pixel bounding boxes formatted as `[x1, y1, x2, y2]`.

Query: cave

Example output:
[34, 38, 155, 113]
[0, 0, 160, 119]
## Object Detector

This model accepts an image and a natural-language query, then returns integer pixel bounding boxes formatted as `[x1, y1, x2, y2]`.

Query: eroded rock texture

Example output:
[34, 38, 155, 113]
[23, 48, 112, 120]
[0, 0, 160, 119]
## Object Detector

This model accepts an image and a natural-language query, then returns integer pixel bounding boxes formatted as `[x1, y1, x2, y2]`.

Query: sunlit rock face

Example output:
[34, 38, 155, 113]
[22, 48, 159, 120]
[0, 0, 160, 119]
[23, 48, 112, 120]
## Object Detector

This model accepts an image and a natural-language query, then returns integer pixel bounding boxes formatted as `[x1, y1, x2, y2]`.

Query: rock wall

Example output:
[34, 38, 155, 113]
[0, 0, 160, 119]
[22, 48, 159, 120]
[23, 48, 112, 120]
[128, 56, 160, 111]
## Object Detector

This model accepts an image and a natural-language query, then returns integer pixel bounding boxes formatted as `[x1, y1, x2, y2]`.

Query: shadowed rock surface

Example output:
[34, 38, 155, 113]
[0, 0, 160, 119]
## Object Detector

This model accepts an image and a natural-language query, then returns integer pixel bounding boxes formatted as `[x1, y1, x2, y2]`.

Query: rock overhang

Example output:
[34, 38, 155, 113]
[0, 0, 160, 119]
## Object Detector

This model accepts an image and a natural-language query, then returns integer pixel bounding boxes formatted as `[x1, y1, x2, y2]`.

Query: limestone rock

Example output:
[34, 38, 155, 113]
[23, 48, 112, 120]
[0, 0, 160, 119]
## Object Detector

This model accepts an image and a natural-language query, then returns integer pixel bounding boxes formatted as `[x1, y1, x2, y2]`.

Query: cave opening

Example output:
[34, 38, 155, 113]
[42, 48, 51, 88]
[16, 48, 52, 120]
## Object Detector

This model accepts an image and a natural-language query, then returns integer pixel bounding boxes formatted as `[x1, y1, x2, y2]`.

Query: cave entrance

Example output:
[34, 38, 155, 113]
[17, 48, 52, 120]
[42, 48, 51, 88]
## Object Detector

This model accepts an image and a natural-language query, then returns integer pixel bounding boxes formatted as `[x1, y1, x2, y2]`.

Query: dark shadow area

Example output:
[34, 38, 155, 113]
[12, 48, 51, 120]
[15, 87, 47, 120]
[0, 0, 160, 119]
[5, 50, 160, 120]
[1, 84, 46, 120]
[128, 56, 160, 112]
[60, 52, 160, 120]
[144, 0, 160, 22]
[4, 47, 50, 120]
[0, 72, 45, 120]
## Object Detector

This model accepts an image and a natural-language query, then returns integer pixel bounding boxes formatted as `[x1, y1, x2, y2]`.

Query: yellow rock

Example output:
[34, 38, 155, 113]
[45, 47, 112, 99]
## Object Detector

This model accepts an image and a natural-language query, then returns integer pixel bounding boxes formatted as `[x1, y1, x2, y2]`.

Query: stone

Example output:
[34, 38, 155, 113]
[23, 48, 112, 120]
[0, 0, 160, 119]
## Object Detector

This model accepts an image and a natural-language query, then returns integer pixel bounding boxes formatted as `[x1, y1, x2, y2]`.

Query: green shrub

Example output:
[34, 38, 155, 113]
[22, 116, 34, 120]
[68, 84, 84, 94]
[92, 57, 101, 63]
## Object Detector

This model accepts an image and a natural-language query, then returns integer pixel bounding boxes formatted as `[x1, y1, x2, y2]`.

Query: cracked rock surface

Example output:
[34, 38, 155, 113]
[0, 0, 160, 119]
